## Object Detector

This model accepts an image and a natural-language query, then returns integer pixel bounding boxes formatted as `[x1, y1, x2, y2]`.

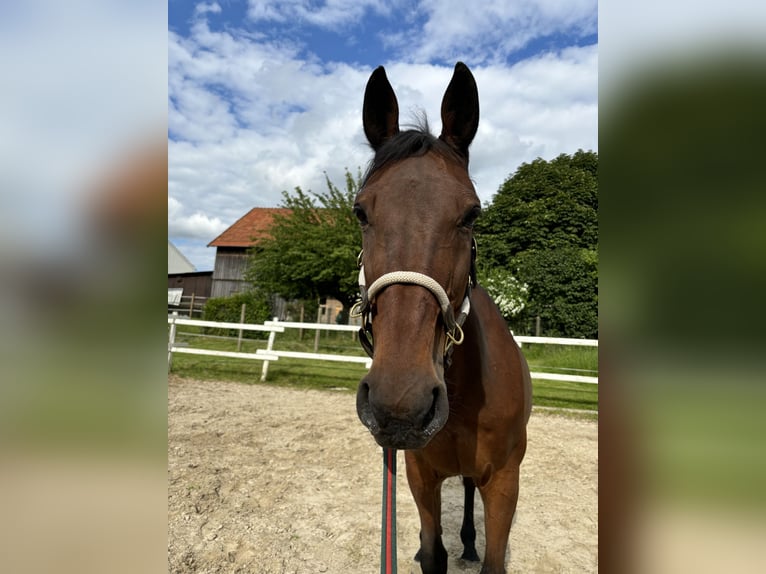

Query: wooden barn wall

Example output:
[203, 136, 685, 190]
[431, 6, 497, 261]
[211, 247, 252, 298]
[168, 272, 213, 298]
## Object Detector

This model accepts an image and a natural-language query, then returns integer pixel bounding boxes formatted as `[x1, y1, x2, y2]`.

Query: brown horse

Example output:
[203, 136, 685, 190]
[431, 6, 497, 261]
[353, 63, 532, 574]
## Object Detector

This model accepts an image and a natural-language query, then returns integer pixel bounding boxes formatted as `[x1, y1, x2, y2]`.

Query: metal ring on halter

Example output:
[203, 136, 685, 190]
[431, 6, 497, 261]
[350, 299, 365, 318]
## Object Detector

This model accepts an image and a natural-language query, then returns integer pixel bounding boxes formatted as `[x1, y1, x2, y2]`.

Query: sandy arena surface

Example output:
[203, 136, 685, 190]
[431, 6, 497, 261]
[168, 376, 597, 573]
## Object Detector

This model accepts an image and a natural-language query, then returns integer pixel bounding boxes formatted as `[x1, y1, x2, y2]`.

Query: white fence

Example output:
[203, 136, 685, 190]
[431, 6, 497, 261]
[514, 335, 598, 383]
[515, 335, 598, 347]
[168, 316, 372, 382]
[168, 294, 207, 318]
[168, 316, 598, 384]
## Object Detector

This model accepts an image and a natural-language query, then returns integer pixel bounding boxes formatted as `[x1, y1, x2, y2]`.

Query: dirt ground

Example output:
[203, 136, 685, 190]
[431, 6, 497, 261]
[168, 376, 597, 573]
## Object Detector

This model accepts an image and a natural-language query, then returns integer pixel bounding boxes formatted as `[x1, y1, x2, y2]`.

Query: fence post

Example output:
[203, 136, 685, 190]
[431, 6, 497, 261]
[168, 314, 177, 372]
[237, 303, 246, 351]
[314, 304, 322, 352]
[260, 316, 279, 382]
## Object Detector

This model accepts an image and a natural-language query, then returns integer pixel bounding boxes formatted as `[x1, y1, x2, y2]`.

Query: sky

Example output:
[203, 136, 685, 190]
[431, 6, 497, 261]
[168, 0, 599, 271]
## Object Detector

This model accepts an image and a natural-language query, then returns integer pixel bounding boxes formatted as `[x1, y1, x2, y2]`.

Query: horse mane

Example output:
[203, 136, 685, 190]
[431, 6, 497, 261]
[361, 116, 467, 187]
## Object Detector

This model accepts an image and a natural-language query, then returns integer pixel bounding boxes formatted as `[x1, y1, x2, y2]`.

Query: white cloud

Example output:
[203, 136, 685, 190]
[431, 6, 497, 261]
[168, 5, 597, 269]
[381, 0, 596, 64]
[244, 0, 595, 61]
[168, 17, 373, 234]
[168, 196, 228, 240]
[466, 45, 598, 199]
[195, 2, 222, 16]
[246, 0, 394, 29]
[170, 211, 228, 241]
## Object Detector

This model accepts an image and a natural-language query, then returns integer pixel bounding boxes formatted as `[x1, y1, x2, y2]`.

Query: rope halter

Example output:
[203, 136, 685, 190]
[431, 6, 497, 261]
[350, 242, 476, 363]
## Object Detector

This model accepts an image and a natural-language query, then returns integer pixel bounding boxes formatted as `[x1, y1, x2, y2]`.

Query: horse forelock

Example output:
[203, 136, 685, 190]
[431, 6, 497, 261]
[361, 119, 467, 188]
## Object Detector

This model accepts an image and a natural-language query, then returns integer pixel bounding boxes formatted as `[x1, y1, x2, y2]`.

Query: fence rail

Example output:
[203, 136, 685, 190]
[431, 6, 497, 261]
[167, 316, 372, 380]
[168, 316, 597, 384]
[264, 320, 359, 332]
[171, 317, 283, 332]
[168, 294, 208, 318]
[514, 335, 598, 347]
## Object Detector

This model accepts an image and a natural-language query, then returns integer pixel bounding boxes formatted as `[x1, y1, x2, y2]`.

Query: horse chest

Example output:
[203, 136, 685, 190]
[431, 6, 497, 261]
[421, 417, 506, 482]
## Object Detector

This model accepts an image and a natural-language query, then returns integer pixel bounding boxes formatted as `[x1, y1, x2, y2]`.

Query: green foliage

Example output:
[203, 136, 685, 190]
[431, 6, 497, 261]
[476, 150, 598, 338]
[245, 169, 362, 315]
[514, 247, 598, 337]
[202, 290, 272, 339]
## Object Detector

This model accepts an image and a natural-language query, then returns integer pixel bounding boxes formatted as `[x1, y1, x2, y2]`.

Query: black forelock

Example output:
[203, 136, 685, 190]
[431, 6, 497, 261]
[361, 117, 467, 187]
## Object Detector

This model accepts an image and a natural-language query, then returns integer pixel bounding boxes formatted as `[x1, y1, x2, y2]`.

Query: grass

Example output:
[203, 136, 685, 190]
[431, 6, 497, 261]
[520, 342, 598, 375]
[169, 326, 598, 414]
[522, 343, 598, 415]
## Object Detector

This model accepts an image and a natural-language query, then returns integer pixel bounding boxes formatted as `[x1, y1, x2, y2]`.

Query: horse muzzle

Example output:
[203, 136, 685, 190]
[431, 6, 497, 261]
[356, 376, 449, 450]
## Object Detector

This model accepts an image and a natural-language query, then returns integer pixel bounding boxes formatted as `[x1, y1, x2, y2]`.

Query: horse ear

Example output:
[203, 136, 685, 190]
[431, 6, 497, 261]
[363, 66, 400, 151]
[439, 62, 479, 159]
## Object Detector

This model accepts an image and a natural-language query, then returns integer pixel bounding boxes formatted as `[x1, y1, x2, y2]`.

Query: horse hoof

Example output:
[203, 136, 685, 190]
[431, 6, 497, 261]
[460, 548, 480, 562]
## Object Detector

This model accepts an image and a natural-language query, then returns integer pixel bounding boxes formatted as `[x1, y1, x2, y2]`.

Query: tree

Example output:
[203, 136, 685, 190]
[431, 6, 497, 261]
[475, 150, 598, 338]
[245, 169, 362, 318]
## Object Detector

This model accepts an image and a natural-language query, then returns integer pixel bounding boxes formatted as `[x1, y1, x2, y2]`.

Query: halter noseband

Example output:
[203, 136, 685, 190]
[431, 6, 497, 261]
[350, 239, 477, 365]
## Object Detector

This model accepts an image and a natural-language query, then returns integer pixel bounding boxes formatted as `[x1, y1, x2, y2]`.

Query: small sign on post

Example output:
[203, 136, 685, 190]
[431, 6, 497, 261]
[168, 288, 183, 306]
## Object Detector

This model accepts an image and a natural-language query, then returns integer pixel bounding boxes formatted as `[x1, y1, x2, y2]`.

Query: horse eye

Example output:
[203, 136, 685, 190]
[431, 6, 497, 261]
[353, 205, 369, 226]
[461, 206, 481, 228]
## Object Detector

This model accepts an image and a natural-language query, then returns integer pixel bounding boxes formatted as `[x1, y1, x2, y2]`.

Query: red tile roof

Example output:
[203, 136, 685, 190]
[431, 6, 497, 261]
[207, 207, 291, 247]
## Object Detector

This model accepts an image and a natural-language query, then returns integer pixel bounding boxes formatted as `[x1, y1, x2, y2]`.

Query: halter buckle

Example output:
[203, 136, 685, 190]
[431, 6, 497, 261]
[350, 299, 365, 318]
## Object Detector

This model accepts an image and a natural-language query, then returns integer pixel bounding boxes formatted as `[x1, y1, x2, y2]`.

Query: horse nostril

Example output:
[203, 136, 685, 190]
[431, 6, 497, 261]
[356, 380, 378, 432]
[421, 387, 440, 430]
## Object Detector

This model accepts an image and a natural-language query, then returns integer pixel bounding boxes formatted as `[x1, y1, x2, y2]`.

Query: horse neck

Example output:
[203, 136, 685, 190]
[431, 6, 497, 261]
[445, 286, 492, 382]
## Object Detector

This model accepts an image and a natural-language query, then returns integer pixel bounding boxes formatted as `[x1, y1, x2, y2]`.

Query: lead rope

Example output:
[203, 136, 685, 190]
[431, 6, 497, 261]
[381, 447, 397, 574]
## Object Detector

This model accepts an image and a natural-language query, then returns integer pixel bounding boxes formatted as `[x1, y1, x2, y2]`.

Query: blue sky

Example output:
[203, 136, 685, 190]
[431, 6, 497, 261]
[168, 0, 599, 270]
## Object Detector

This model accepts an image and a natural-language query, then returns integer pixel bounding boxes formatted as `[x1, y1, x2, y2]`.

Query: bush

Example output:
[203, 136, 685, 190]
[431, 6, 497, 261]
[513, 247, 598, 338]
[202, 290, 273, 339]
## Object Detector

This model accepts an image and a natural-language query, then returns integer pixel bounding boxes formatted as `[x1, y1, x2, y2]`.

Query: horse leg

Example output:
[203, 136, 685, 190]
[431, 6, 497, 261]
[477, 464, 521, 574]
[460, 476, 480, 561]
[405, 451, 448, 574]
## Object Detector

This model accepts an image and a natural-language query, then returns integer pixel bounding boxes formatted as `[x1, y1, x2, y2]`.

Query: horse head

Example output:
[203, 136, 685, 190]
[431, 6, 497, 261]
[354, 63, 481, 450]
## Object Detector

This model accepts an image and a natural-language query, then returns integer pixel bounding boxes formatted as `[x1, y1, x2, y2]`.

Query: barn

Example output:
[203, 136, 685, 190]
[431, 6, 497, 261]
[207, 208, 291, 299]
[168, 240, 212, 314]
